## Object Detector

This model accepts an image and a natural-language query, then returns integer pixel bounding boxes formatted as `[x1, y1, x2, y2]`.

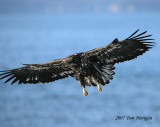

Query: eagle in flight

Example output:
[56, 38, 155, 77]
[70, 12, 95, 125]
[0, 29, 155, 96]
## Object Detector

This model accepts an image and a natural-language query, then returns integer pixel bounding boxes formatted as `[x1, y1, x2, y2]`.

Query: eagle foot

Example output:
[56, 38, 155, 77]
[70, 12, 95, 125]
[98, 83, 102, 92]
[83, 88, 88, 96]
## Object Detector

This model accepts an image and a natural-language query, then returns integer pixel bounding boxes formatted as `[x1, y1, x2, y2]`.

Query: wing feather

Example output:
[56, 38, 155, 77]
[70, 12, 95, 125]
[0, 58, 75, 84]
[126, 29, 140, 39]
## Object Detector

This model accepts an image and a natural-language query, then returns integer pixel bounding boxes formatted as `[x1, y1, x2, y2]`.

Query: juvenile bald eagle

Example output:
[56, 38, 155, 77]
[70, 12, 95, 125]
[0, 30, 155, 96]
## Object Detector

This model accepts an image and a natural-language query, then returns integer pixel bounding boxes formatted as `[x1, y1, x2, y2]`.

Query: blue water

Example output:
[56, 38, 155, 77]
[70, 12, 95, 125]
[0, 12, 160, 127]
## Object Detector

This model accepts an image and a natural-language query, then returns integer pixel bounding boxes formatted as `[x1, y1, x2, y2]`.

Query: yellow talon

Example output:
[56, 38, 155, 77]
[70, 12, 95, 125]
[97, 82, 102, 92]
[83, 88, 88, 96]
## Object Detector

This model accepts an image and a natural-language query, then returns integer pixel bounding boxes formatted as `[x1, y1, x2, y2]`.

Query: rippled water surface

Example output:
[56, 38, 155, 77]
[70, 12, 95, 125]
[0, 13, 160, 127]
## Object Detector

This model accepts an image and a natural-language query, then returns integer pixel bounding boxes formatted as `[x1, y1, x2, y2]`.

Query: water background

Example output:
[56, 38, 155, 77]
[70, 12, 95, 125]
[0, 12, 160, 127]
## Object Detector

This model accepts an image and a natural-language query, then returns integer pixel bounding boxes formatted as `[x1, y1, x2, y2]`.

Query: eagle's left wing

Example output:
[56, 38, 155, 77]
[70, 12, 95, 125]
[0, 58, 74, 84]
[84, 29, 155, 64]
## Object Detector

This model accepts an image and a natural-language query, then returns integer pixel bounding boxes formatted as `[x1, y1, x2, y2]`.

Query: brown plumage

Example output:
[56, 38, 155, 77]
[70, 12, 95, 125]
[0, 29, 155, 96]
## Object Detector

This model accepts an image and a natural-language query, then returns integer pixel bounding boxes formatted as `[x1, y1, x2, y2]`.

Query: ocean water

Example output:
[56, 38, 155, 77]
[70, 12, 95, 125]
[0, 12, 160, 127]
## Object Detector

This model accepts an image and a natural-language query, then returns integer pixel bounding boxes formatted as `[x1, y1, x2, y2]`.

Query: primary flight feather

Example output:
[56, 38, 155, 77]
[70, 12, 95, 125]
[0, 29, 155, 96]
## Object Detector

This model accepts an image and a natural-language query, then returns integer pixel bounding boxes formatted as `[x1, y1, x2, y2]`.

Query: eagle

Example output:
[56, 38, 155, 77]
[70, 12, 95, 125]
[0, 29, 155, 96]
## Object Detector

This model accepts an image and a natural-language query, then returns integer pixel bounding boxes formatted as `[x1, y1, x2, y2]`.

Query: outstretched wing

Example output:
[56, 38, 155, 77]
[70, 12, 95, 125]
[0, 58, 74, 84]
[84, 29, 155, 64]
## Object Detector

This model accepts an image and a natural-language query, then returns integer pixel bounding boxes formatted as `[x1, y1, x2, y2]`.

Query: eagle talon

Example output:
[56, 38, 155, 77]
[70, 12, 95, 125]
[83, 88, 88, 96]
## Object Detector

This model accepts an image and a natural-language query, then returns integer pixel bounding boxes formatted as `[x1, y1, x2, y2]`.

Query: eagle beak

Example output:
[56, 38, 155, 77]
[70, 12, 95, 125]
[64, 62, 76, 67]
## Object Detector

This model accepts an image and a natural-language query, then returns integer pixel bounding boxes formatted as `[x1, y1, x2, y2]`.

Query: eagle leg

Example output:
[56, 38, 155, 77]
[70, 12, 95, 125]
[77, 73, 88, 96]
[78, 81, 88, 96]
[97, 82, 102, 92]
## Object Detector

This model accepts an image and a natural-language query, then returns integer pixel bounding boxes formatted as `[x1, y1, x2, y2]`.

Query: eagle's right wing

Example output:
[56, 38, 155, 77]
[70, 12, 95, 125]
[84, 29, 155, 64]
[0, 58, 74, 84]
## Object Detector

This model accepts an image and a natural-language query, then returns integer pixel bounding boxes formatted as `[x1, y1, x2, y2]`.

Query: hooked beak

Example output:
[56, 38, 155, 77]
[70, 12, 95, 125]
[64, 62, 76, 67]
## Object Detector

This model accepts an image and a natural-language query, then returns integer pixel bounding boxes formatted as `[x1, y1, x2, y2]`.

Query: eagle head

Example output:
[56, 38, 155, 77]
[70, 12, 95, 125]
[64, 53, 83, 67]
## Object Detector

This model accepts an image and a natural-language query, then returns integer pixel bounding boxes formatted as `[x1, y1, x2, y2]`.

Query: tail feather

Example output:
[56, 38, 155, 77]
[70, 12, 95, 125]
[89, 63, 115, 86]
